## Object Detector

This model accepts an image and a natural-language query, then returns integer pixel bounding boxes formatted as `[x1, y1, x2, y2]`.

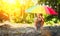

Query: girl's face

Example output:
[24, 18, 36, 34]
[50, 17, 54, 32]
[37, 14, 42, 18]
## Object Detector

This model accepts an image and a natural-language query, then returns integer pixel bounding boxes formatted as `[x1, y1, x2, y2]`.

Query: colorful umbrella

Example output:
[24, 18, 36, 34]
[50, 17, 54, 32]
[25, 5, 58, 15]
[44, 6, 58, 15]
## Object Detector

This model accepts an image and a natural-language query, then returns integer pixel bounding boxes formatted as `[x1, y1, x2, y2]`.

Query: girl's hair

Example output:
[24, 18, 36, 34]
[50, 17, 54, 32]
[35, 13, 43, 17]
[37, 13, 43, 16]
[39, 13, 43, 16]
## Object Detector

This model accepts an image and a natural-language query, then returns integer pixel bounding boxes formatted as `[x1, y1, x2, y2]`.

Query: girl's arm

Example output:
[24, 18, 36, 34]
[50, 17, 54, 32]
[34, 18, 37, 27]
[41, 17, 44, 27]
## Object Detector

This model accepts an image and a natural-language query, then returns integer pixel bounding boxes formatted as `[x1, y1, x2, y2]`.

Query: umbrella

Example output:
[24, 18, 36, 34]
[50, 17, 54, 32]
[44, 6, 58, 15]
[25, 5, 58, 15]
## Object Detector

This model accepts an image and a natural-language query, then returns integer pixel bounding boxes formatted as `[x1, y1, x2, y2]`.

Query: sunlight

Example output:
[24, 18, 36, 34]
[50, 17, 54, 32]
[20, 0, 25, 5]
[8, 0, 16, 4]
[2, 0, 16, 4]
[0, 0, 36, 23]
[32, 0, 38, 5]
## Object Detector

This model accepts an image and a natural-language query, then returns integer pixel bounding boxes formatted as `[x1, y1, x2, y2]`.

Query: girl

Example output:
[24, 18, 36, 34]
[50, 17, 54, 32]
[34, 13, 44, 30]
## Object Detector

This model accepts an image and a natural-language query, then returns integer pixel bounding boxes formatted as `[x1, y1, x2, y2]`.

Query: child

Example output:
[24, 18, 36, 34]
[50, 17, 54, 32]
[34, 13, 44, 30]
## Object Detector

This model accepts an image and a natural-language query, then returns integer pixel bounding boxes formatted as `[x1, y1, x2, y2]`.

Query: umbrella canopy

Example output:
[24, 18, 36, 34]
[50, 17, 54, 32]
[25, 5, 58, 15]
[44, 6, 58, 15]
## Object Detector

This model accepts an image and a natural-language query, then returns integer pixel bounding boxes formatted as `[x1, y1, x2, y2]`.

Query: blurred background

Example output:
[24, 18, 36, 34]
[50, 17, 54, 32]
[0, 0, 60, 26]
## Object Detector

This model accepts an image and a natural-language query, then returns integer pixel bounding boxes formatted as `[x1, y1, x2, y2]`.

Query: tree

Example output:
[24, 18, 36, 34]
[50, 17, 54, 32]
[37, 0, 60, 24]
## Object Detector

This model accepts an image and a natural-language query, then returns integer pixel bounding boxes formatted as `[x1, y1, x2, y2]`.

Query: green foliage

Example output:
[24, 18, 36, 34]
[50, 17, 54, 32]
[37, 0, 60, 25]
[10, 0, 60, 25]
[25, 13, 34, 24]
[38, 0, 60, 20]
[10, 12, 60, 25]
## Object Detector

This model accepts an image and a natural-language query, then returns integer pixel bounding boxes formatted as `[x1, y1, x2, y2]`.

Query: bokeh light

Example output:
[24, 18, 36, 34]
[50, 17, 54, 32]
[0, 0, 37, 22]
